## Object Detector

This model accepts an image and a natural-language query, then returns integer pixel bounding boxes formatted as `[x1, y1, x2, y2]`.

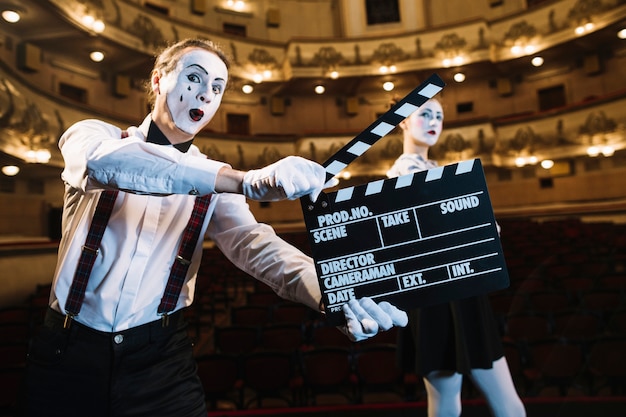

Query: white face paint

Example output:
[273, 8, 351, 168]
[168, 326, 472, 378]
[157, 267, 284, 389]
[406, 99, 444, 147]
[158, 49, 228, 135]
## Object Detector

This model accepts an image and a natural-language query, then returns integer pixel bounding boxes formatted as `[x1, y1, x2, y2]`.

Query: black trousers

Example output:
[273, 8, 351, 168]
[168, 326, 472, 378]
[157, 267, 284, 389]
[20, 308, 206, 417]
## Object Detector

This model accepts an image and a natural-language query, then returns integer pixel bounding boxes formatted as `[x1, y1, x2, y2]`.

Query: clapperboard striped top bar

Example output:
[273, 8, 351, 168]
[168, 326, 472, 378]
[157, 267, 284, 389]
[322, 73, 446, 182]
[334, 159, 476, 203]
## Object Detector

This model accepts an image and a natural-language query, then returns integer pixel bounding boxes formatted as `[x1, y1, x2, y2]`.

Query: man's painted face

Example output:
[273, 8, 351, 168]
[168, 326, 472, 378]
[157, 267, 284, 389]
[405, 99, 444, 147]
[158, 48, 228, 135]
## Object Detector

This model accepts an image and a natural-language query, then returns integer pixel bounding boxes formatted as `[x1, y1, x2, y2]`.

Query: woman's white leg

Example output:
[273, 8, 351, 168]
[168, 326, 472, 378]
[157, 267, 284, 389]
[469, 357, 526, 417]
[423, 370, 463, 417]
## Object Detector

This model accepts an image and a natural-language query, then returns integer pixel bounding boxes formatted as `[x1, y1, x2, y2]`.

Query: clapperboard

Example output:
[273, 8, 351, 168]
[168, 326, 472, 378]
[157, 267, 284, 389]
[300, 74, 509, 325]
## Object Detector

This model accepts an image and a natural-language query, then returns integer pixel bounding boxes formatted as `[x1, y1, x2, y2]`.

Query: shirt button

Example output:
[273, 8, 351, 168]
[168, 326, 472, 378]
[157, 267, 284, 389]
[114, 334, 124, 344]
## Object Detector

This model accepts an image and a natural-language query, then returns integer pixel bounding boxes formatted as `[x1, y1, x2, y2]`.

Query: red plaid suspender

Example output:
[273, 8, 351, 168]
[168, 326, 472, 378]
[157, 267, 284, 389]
[157, 194, 212, 323]
[63, 130, 212, 328]
[63, 190, 119, 327]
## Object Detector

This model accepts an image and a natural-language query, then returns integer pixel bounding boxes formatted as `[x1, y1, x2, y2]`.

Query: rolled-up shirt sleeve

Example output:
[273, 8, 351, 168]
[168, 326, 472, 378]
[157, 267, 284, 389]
[206, 193, 322, 310]
[59, 118, 228, 196]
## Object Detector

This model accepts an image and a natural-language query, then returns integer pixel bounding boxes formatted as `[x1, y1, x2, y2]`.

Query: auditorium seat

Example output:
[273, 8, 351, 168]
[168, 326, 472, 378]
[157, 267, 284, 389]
[524, 337, 587, 396]
[213, 325, 260, 355]
[552, 309, 604, 342]
[504, 311, 553, 344]
[195, 353, 243, 410]
[260, 323, 307, 354]
[230, 305, 272, 326]
[586, 335, 626, 395]
[299, 346, 357, 405]
[271, 302, 316, 325]
[353, 343, 408, 403]
[240, 350, 302, 408]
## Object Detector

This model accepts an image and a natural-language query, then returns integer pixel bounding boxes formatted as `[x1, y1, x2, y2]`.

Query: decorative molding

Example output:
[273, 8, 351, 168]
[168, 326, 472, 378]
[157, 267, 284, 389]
[255, 146, 284, 167]
[579, 111, 617, 136]
[199, 143, 226, 162]
[568, 0, 611, 24]
[125, 14, 166, 49]
[247, 48, 279, 69]
[434, 33, 468, 54]
[370, 42, 407, 65]
[503, 20, 538, 42]
[310, 46, 345, 70]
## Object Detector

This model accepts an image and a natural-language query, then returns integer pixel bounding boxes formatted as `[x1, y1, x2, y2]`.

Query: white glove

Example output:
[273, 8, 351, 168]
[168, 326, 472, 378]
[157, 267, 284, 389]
[338, 297, 408, 342]
[242, 156, 337, 202]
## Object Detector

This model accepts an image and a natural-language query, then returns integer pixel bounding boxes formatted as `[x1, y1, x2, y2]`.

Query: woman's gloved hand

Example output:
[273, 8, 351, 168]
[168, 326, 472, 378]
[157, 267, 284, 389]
[338, 297, 408, 342]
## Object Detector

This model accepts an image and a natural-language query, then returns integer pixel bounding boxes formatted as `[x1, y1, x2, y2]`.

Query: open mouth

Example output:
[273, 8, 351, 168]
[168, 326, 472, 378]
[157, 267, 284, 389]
[427, 130, 436, 135]
[189, 109, 204, 122]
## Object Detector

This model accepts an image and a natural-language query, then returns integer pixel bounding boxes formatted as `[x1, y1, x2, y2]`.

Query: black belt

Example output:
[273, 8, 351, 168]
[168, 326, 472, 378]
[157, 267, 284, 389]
[44, 307, 187, 346]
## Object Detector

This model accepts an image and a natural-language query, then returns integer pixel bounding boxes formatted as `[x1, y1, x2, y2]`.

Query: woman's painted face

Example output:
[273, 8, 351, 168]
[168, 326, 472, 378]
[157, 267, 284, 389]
[405, 99, 444, 147]
[158, 48, 228, 135]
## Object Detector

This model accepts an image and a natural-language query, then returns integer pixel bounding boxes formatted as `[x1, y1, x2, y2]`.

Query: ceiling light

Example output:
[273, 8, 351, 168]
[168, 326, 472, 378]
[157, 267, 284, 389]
[25, 149, 51, 163]
[314, 85, 325, 94]
[453, 72, 465, 83]
[252, 73, 263, 83]
[241, 84, 253, 94]
[92, 19, 105, 33]
[89, 51, 105, 62]
[587, 146, 600, 157]
[227, 0, 245, 11]
[1, 9, 20, 23]
[1, 165, 19, 176]
[82, 14, 95, 26]
[81, 14, 105, 32]
[514, 157, 526, 167]
[601, 145, 615, 157]
[383, 81, 394, 91]
[329, 70, 339, 79]
[378, 64, 397, 74]
[531, 56, 544, 67]
[618, 29, 626, 39]
[540, 159, 554, 169]
[262, 69, 272, 79]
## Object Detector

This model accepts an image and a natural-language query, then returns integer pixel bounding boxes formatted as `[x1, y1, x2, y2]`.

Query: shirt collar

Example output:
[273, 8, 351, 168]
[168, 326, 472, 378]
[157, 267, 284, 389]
[147, 120, 193, 153]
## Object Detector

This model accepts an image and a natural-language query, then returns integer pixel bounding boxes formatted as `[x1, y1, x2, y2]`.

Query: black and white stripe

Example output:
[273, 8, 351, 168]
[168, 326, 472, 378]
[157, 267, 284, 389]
[322, 73, 446, 182]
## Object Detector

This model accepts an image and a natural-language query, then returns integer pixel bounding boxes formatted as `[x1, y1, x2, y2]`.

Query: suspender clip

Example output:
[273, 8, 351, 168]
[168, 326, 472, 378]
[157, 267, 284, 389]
[63, 313, 75, 329]
[175, 255, 191, 266]
[161, 313, 169, 327]
[81, 245, 99, 255]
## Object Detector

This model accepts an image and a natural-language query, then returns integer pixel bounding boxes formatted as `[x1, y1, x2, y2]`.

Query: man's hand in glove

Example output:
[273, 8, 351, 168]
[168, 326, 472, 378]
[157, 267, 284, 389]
[243, 156, 338, 202]
[338, 297, 408, 342]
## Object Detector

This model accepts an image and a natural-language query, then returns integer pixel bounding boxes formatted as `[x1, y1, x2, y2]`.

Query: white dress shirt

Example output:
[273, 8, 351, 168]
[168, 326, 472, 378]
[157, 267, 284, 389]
[50, 115, 321, 332]
[386, 153, 438, 178]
